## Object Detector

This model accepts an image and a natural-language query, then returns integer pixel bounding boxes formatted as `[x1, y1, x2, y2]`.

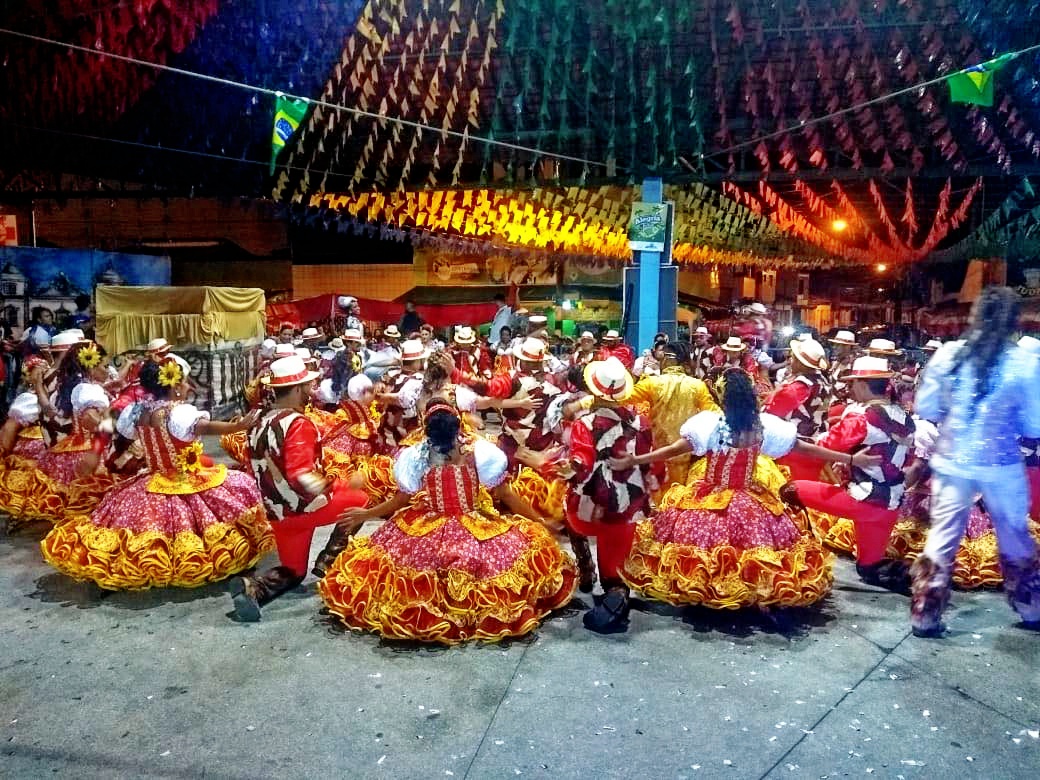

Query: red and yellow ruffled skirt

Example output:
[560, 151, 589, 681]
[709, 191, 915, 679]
[41, 468, 273, 590]
[886, 508, 1040, 590]
[319, 507, 577, 644]
[621, 457, 833, 609]
[322, 438, 397, 504]
[510, 467, 566, 532]
[219, 430, 250, 467]
[0, 450, 117, 527]
[806, 511, 858, 556]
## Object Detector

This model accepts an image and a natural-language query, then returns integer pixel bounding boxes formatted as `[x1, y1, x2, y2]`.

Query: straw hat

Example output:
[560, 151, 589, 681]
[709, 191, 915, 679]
[584, 357, 634, 402]
[301, 327, 321, 339]
[579, 331, 595, 341]
[401, 339, 429, 362]
[923, 339, 943, 352]
[694, 326, 710, 336]
[451, 326, 476, 345]
[343, 328, 364, 344]
[602, 329, 621, 342]
[866, 338, 901, 356]
[790, 338, 829, 371]
[829, 330, 857, 346]
[50, 331, 83, 351]
[261, 356, 321, 387]
[383, 325, 402, 339]
[146, 338, 171, 355]
[326, 337, 346, 353]
[513, 337, 548, 362]
[529, 315, 548, 326]
[720, 336, 747, 352]
[845, 355, 893, 380]
[274, 343, 296, 358]
[747, 302, 768, 315]
[260, 338, 277, 358]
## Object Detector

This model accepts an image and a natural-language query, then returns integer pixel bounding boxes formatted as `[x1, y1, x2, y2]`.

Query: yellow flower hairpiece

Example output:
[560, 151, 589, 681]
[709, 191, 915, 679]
[77, 343, 102, 370]
[158, 359, 184, 388]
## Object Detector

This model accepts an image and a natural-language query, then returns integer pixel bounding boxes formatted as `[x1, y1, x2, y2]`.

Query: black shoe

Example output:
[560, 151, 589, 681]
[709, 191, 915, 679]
[857, 559, 912, 595]
[911, 623, 946, 638]
[227, 577, 261, 622]
[582, 587, 630, 634]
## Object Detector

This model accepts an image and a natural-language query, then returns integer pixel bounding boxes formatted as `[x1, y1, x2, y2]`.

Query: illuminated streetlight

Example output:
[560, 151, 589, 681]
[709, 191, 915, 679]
[832, 219, 848, 232]
[876, 263, 887, 272]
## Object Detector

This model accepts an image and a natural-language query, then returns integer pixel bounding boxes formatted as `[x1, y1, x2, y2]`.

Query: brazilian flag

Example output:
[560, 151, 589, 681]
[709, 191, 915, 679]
[270, 95, 309, 174]
[947, 53, 1018, 107]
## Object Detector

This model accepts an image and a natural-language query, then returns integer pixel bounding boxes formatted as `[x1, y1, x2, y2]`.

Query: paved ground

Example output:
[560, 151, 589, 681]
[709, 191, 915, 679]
[2, 441, 1038, 778]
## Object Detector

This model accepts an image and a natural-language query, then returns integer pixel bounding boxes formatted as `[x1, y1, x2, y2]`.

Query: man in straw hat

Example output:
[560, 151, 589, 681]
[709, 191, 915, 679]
[563, 356, 661, 634]
[690, 325, 714, 380]
[230, 355, 369, 621]
[375, 338, 428, 451]
[765, 337, 834, 481]
[827, 329, 859, 415]
[451, 326, 491, 383]
[784, 355, 916, 593]
[596, 329, 635, 371]
[910, 287, 1040, 637]
[570, 331, 598, 369]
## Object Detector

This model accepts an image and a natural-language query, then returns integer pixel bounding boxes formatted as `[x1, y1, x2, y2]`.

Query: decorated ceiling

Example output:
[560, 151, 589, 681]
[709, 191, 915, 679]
[3, 0, 1040, 268]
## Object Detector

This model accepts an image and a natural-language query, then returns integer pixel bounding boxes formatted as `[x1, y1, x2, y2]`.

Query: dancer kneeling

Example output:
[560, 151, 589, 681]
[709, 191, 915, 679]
[229, 356, 369, 621]
[318, 401, 577, 645]
[615, 368, 876, 611]
[42, 356, 273, 589]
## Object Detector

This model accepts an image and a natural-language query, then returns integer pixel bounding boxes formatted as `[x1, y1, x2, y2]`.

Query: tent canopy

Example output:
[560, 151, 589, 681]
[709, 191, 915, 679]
[95, 285, 266, 353]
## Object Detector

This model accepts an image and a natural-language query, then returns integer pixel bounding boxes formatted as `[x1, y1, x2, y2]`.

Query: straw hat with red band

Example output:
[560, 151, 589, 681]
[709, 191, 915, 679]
[829, 330, 857, 346]
[453, 326, 476, 346]
[147, 337, 171, 355]
[584, 357, 634, 402]
[720, 336, 747, 352]
[49, 331, 83, 351]
[274, 343, 296, 358]
[513, 337, 548, 362]
[844, 355, 894, 380]
[343, 328, 364, 344]
[401, 339, 429, 362]
[865, 338, 901, 356]
[261, 356, 321, 387]
[383, 325, 402, 340]
[789, 338, 829, 371]
[601, 329, 621, 343]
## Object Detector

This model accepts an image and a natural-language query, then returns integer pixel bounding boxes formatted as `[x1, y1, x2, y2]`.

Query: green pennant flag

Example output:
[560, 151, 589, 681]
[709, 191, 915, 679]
[270, 95, 309, 174]
[947, 53, 1018, 107]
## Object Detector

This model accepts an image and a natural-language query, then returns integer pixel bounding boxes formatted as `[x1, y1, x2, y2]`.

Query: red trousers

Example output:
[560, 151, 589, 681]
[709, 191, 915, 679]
[776, 451, 825, 482]
[791, 481, 898, 566]
[269, 482, 368, 576]
[566, 514, 636, 583]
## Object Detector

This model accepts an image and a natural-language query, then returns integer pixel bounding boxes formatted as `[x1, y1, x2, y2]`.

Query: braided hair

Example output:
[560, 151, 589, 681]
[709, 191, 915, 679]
[55, 342, 106, 416]
[950, 285, 1019, 399]
[720, 367, 761, 444]
[425, 407, 460, 457]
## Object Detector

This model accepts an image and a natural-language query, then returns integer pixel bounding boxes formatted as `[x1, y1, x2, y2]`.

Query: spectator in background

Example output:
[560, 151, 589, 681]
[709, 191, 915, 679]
[399, 301, 423, 337]
[277, 323, 296, 345]
[489, 293, 513, 345]
[419, 323, 445, 352]
[68, 295, 94, 337]
[22, 307, 56, 348]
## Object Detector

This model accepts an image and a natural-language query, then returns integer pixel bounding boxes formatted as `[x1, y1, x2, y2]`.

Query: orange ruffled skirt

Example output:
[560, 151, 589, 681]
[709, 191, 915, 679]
[807, 511, 858, 556]
[41, 469, 273, 590]
[510, 467, 566, 532]
[622, 457, 833, 609]
[219, 430, 250, 467]
[319, 507, 577, 644]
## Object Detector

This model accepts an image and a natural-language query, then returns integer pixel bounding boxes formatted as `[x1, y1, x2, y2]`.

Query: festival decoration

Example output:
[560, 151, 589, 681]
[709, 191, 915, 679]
[948, 53, 1018, 107]
[270, 96, 310, 174]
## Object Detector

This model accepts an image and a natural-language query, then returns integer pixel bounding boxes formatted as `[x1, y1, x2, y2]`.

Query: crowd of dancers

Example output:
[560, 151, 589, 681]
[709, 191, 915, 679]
[1, 286, 1038, 642]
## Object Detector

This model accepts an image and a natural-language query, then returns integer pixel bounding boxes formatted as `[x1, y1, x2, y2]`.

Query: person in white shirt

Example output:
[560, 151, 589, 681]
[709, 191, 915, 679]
[489, 293, 513, 345]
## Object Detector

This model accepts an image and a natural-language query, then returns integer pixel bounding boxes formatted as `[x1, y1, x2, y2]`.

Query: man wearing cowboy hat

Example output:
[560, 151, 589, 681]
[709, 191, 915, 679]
[784, 355, 916, 593]
[765, 338, 834, 481]
[709, 336, 763, 390]
[826, 330, 859, 413]
[595, 329, 635, 371]
[300, 326, 324, 350]
[231, 356, 369, 621]
[571, 331, 598, 368]
[564, 356, 662, 634]
[451, 326, 492, 383]
[375, 339, 428, 451]
[690, 326, 714, 380]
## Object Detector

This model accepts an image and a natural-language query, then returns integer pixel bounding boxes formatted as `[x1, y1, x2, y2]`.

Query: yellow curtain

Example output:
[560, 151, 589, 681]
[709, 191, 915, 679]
[94, 286, 266, 353]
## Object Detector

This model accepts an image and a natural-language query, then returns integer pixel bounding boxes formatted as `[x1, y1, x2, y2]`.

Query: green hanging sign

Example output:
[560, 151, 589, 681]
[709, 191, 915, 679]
[628, 202, 669, 251]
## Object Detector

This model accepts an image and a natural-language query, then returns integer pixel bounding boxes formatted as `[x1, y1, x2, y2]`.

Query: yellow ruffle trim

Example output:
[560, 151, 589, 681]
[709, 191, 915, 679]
[0, 454, 116, 526]
[807, 511, 858, 556]
[40, 507, 274, 590]
[219, 430, 250, 466]
[322, 450, 397, 504]
[887, 518, 1040, 590]
[318, 523, 577, 645]
[510, 467, 566, 531]
[658, 455, 788, 516]
[19, 425, 43, 440]
[621, 520, 834, 609]
[147, 464, 228, 495]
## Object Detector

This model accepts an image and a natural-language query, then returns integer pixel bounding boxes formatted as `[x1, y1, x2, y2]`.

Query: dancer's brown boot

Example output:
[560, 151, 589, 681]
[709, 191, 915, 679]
[228, 566, 305, 622]
[566, 528, 596, 593]
[312, 522, 357, 579]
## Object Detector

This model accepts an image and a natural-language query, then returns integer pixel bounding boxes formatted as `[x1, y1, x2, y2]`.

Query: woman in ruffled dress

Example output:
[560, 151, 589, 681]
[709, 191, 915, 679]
[42, 356, 272, 590]
[615, 368, 875, 611]
[0, 341, 117, 525]
[319, 401, 577, 644]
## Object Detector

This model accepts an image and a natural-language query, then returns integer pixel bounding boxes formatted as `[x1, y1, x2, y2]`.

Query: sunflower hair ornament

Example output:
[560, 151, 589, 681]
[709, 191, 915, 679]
[77, 343, 102, 370]
[157, 359, 184, 389]
[174, 440, 205, 474]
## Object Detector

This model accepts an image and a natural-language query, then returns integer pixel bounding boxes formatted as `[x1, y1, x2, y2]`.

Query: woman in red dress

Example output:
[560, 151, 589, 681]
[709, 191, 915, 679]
[319, 401, 577, 644]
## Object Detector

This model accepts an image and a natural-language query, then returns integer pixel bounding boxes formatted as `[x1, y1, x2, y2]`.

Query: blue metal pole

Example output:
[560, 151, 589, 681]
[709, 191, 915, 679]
[636, 178, 663, 353]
